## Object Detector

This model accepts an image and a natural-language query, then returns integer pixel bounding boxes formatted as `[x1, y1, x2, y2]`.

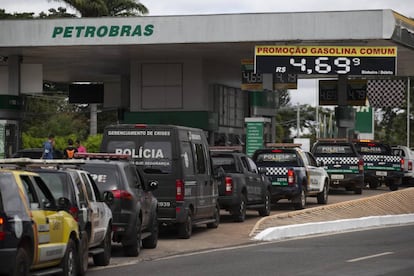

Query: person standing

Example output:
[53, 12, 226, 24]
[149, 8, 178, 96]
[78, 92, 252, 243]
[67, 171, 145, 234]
[42, 134, 55, 159]
[75, 139, 87, 153]
[64, 139, 78, 159]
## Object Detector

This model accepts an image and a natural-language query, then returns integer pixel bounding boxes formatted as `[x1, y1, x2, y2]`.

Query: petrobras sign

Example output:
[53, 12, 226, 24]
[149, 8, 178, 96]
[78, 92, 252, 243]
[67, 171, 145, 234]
[52, 24, 154, 39]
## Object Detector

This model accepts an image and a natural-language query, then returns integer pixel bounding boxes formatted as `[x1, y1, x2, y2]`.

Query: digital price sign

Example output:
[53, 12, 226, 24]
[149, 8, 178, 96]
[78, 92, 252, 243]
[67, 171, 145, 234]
[255, 46, 397, 76]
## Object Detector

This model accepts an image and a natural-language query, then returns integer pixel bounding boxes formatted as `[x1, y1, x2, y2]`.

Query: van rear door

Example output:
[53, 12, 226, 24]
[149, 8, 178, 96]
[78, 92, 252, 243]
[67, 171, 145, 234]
[191, 136, 215, 219]
[102, 127, 178, 223]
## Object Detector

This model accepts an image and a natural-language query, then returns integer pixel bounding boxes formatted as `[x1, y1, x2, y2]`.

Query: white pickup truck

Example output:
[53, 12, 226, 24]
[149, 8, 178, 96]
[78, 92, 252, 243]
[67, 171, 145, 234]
[392, 145, 414, 186]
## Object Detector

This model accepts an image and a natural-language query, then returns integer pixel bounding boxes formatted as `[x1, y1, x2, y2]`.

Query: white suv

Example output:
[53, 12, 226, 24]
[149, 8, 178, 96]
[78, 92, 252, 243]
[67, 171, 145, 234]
[392, 145, 414, 186]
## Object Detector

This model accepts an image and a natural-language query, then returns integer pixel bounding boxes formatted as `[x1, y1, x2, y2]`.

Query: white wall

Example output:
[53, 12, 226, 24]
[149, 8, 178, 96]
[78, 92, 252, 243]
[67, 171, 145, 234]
[129, 59, 205, 112]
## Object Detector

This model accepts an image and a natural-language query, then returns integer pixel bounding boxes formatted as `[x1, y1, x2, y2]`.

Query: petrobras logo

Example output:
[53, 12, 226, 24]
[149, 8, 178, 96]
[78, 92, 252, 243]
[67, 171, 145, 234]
[52, 24, 154, 39]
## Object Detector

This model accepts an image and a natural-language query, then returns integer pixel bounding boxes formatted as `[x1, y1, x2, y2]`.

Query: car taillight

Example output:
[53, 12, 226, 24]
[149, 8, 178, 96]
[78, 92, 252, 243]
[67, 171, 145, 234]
[69, 207, 79, 222]
[401, 159, 404, 171]
[358, 159, 364, 173]
[112, 190, 133, 200]
[287, 169, 295, 186]
[225, 176, 233, 195]
[176, 179, 184, 201]
[408, 161, 413, 171]
[0, 217, 4, 240]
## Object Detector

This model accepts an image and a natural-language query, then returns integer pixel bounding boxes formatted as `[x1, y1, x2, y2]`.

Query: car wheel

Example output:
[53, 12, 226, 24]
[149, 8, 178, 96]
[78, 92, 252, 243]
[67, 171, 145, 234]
[123, 216, 142, 257]
[207, 203, 220, 228]
[317, 182, 328, 204]
[389, 184, 399, 191]
[258, 190, 271, 216]
[142, 213, 159, 249]
[293, 188, 306, 210]
[233, 194, 247, 222]
[78, 232, 89, 275]
[354, 187, 363, 194]
[93, 226, 112, 266]
[368, 180, 379, 189]
[178, 211, 192, 239]
[12, 247, 30, 276]
[61, 239, 78, 276]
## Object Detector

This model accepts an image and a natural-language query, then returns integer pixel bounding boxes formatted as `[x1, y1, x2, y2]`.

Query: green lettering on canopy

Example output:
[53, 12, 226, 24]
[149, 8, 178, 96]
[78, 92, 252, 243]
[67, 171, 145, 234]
[51, 24, 154, 38]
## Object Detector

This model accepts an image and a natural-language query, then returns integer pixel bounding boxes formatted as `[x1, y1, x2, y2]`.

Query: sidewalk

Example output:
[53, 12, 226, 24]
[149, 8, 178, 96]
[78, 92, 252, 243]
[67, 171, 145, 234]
[250, 187, 414, 241]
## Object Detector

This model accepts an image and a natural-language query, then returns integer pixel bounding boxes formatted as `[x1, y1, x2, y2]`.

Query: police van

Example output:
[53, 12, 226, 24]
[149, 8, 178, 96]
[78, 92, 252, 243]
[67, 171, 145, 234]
[100, 124, 220, 239]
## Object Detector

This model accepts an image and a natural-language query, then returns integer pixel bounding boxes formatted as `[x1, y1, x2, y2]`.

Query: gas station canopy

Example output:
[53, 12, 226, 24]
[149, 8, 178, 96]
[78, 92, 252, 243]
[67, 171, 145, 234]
[0, 9, 413, 84]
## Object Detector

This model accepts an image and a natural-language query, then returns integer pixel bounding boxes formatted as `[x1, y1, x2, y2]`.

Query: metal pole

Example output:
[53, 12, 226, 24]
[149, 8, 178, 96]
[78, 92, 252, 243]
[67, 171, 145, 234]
[297, 104, 300, 138]
[407, 77, 411, 147]
[90, 103, 97, 136]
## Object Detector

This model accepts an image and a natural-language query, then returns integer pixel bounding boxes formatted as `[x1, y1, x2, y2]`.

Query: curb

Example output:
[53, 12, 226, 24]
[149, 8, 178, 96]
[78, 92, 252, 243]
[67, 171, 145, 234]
[250, 187, 414, 240]
[253, 213, 414, 241]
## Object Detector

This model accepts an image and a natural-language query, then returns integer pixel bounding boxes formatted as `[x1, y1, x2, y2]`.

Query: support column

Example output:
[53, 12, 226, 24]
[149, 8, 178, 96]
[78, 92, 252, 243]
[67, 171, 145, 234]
[337, 76, 347, 138]
[262, 73, 276, 143]
[8, 55, 21, 96]
[90, 104, 97, 136]
[335, 76, 355, 139]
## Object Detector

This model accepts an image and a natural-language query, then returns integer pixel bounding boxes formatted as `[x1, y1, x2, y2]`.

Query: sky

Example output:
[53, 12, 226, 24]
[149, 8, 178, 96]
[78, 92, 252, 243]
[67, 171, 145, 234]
[2, 0, 413, 106]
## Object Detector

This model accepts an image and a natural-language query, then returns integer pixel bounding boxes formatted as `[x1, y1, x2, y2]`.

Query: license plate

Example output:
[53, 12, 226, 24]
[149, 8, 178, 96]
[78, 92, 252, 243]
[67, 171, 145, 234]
[331, 174, 344, 180]
[376, 171, 387, 176]
[272, 181, 287, 186]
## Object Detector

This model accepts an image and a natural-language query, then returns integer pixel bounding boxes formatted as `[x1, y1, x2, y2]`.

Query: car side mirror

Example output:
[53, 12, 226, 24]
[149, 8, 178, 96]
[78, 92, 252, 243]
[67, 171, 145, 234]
[258, 167, 267, 174]
[148, 180, 159, 191]
[57, 197, 71, 211]
[317, 160, 324, 167]
[103, 191, 114, 205]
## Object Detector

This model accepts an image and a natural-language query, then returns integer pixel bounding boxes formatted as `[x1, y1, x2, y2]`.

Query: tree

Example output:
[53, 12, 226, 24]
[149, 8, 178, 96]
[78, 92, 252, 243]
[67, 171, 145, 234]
[0, 8, 35, 19]
[50, 0, 148, 17]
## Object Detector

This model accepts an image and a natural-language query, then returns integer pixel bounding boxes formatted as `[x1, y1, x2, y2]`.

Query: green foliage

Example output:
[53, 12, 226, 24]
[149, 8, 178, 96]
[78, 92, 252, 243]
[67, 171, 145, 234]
[0, 7, 74, 19]
[83, 134, 103, 152]
[22, 94, 89, 139]
[52, 0, 148, 17]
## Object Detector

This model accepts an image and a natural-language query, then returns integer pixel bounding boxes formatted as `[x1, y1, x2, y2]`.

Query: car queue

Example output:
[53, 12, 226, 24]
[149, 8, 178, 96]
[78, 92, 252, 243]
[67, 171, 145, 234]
[0, 124, 406, 275]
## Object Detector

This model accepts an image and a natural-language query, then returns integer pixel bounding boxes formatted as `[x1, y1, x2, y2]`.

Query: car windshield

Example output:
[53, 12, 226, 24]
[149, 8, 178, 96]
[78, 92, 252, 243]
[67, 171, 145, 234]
[255, 152, 299, 167]
[37, 172, 68, 200]
[0, 173, 30, 219]
[106, 140, 172, 174]
[81, 164, 121, 192]
[313, 144, 355, 156]
[212, 156, 237, 173]
[355, 143, 391, 155]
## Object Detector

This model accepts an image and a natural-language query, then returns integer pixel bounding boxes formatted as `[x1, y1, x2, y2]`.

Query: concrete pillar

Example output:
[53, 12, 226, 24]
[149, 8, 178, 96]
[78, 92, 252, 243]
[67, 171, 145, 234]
[8, 55, 21, 96]
[262, 73, 276, 143]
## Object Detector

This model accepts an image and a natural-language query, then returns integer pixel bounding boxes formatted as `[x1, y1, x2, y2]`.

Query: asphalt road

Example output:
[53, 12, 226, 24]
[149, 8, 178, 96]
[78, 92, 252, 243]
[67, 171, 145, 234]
[85, 187, 393, 271]
[88, 224, 414, 276]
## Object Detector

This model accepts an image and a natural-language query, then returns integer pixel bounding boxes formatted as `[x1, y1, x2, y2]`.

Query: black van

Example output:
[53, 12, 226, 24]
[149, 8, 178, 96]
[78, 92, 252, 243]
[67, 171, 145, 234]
[100, 124, 220, 239]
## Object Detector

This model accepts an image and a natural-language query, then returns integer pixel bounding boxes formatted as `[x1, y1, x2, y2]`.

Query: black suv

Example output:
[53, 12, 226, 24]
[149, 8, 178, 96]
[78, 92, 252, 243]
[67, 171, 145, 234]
[210, 147, 272, 222]
[78, 153, 159, 257]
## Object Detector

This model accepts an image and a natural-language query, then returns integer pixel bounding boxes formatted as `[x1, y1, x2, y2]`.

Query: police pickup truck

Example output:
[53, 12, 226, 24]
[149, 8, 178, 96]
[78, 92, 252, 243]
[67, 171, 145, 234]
[210, 146, 272, 222]
[312, 139, 364, 194]
[252, 144, 330, 210]
[354, 140, 403, 191]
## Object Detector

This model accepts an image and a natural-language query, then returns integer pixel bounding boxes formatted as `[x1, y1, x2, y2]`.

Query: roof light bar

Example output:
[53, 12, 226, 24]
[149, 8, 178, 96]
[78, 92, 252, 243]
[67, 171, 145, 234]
[74, 152, 131, 160]
[209, 146, 243, 152]
[265, 143, 302, 148]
